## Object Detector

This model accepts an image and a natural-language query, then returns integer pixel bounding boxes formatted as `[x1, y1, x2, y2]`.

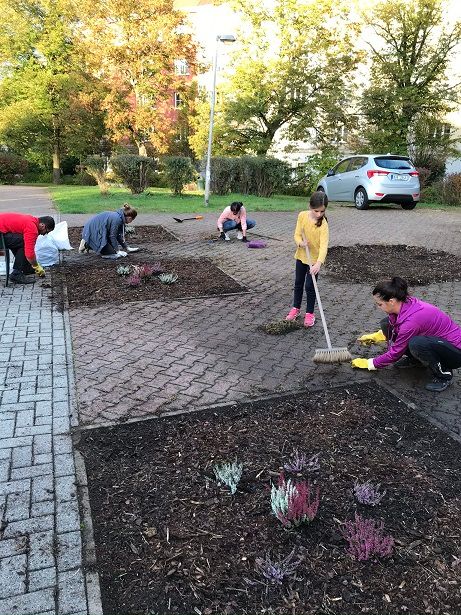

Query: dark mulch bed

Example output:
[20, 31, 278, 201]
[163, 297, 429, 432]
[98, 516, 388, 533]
[52, 256, 247, 307]
[66, 224, 178, 249]
[78, 383, 461, 615]
[325, 245, 461, 285]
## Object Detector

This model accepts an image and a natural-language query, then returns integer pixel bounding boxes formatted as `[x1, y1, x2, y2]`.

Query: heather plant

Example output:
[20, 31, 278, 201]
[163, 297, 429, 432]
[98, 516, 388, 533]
[150, 262, 164, 275]
[126, 274, 142, 287]
[116, 265, 131, 276]
[284, 450, 320, 473]
[271, 473, 320, 528]
[213, 461, 243, 495]
[340, 513, 394, 561]
[254, 549, 302, 586]
[354, 480, 386, 506]
[158, 273, 178, 285]
[133, 264, 156, 279]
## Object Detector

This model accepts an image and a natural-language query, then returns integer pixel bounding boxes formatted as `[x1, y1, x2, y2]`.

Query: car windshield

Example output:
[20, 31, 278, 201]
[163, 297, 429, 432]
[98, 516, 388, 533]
[374, 157, 412, 170]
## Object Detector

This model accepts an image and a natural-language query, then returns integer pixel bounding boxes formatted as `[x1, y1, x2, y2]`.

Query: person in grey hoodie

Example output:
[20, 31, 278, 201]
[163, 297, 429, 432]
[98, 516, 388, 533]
[352, 276, 461, 392]
[79, 204, 138, 259]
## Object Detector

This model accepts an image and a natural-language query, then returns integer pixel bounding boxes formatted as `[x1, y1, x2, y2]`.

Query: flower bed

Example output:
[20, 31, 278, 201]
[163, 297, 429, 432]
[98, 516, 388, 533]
[52, 256, 247, 307]
[78, 382, 461, 614]
[67, 224, 178, 248]
[325, 245, 461, 285]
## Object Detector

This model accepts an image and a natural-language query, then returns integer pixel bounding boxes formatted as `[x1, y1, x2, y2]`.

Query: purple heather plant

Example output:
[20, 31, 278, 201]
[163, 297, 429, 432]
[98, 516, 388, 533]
[254, 549, 302, 585]
[126, 273, 142, 287]
[284, 450, 320, 473]
[354, 480, 386, 506]
[150, 261, 164, 275]
[340, 513, 394, 561]
[271, 473, 320, 528]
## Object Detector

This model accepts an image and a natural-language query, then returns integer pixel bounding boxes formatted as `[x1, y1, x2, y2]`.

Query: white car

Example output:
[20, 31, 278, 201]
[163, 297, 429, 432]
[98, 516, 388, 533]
[317, 154, 420, 210]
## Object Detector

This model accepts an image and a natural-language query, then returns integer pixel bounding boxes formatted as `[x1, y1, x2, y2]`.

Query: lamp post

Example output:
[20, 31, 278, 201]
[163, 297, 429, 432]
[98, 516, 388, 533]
[204, 33, 236, 207]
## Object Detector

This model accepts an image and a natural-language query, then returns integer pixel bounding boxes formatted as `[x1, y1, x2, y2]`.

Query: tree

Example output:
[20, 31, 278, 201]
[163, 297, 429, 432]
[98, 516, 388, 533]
[0, 0, 106, 182]
[78, 0, 197, 156]
[190, 0, 362, 158]
[359, 0, 461, 157]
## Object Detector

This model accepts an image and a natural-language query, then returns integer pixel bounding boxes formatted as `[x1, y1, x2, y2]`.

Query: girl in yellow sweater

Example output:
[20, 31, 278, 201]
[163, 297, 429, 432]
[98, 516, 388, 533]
[285, 191, 329, 327]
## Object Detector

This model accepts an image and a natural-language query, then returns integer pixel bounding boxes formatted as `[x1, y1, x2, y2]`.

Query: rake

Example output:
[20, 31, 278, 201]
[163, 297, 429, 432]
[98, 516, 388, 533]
[302, 235, 351, 363]
[172, 215, 204, 223]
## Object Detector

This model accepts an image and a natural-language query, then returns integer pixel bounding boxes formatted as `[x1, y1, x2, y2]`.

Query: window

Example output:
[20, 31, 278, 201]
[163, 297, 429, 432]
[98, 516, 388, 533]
[348, 157, 368, 172]
[174, 92, 182, 108]
[334, 159, 352, 174]
[174, 60, 189, 75]
[374, 156, 412, 170]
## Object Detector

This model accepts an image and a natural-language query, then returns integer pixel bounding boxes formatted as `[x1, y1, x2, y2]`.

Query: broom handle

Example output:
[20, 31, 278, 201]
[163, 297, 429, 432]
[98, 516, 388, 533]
[302, 234, 332, 350]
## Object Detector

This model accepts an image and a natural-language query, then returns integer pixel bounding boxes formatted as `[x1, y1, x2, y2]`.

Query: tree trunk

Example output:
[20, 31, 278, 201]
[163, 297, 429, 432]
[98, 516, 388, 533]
[138, 143, 148, 157]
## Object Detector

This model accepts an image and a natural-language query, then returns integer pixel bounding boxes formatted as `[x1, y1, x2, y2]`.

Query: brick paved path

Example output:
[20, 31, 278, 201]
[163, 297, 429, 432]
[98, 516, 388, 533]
[65, 206, 461, 439]
[1, 190, 461, 615]
[0, 187, 98, 615]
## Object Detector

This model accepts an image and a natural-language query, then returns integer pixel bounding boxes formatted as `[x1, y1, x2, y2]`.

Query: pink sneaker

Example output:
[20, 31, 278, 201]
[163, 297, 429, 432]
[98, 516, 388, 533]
[285, 308, 300, 321]
[304, 313, 315, 327]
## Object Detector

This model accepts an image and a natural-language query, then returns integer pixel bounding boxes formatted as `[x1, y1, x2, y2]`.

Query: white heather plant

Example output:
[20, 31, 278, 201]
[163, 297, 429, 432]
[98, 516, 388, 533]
[213, 461, 243, 495]
[116, 265, 131, 276]
[158, 273, 178, 285]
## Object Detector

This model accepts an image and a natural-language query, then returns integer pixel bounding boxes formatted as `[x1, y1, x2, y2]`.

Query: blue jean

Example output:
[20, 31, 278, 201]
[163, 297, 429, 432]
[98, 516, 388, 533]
[222, 219, 256, 232]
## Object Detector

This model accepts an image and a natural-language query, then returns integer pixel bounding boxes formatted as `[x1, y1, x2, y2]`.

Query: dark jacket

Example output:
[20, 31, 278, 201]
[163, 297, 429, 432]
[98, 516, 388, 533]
[82, 209, 126, 254]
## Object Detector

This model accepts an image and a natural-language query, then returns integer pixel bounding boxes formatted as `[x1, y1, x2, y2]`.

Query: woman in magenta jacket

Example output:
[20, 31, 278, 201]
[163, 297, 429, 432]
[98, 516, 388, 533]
[352, 276, 461, 392]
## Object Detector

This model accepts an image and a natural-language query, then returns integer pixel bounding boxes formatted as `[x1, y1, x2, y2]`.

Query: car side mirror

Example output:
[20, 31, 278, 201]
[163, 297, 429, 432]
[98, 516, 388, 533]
[327, 169, 335, 177]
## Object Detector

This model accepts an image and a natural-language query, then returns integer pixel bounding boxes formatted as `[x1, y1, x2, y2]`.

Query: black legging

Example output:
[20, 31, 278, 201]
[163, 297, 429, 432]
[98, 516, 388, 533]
[293, 259, 318, 314]
[380, 317, 461, 376]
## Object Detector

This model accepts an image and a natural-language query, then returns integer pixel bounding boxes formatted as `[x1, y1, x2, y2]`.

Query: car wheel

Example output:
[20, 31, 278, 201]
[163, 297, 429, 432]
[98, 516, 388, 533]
[316, 186, 325, 192]
[354, 187, 369, 210]
[401, 202, 417, 210]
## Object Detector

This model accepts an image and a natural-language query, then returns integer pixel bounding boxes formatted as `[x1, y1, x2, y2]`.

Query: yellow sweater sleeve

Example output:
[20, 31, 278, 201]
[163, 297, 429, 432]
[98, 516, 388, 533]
[293, 213, 304, 247]
[317, 220, 329, 263]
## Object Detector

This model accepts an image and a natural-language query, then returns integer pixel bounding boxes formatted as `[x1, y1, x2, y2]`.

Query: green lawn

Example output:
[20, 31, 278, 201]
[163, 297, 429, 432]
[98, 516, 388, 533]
[48, 185, 312, 214]
[47, 185, 457, 214]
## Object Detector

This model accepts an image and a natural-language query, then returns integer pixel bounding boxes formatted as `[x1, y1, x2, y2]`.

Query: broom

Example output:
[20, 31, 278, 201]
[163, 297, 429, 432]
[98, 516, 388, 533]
[302, 235, 352, 363]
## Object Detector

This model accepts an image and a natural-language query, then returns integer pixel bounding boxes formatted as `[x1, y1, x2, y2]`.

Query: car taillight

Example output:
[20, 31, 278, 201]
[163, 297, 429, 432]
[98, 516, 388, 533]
[367, 170, 389, 178]
[409, 171, 419, 176]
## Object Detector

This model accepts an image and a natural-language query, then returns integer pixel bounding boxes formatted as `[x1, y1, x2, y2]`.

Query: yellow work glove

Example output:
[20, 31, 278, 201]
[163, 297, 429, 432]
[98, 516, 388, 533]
[351, 358, 370, 369]
[357, 330, 386, 346]
[33, 264, 46, 277]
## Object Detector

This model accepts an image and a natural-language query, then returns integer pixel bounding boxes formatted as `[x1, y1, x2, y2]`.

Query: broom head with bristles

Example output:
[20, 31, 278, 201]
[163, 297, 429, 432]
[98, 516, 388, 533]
[313, 347, 352, 363]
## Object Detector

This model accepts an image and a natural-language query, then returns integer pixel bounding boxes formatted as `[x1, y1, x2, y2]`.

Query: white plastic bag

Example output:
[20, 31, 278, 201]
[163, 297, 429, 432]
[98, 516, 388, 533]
[48, 221, 72, 250]
[35, 235, 59, 266]
[35, 221, 73, 267]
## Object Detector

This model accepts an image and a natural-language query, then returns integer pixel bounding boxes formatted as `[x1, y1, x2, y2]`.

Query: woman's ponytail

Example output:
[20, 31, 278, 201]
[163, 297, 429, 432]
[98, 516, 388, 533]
[372, 276, 409, 301]
[122, 203, 137, 220]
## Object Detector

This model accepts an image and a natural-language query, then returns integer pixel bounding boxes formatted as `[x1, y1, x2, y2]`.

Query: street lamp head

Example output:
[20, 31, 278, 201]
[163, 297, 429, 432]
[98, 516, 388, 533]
[217, 34, 236, 43]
